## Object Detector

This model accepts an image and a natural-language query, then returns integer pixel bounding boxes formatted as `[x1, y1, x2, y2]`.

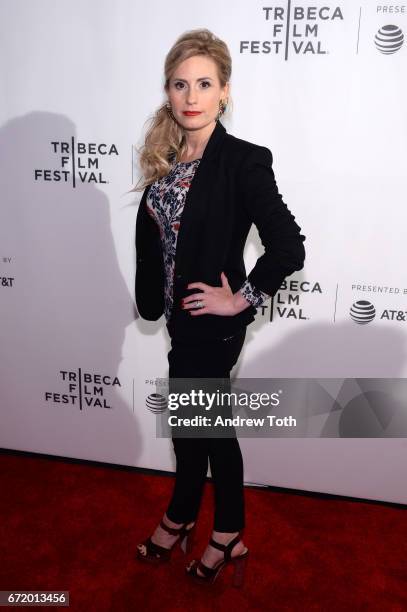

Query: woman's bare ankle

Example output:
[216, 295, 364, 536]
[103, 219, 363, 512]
[212, 530, 239, 544]
[163, 512, 195, 529]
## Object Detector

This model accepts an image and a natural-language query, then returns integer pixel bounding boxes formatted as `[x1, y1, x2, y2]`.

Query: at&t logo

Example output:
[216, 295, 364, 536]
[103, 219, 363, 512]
[350, 300, 407, 324]
[350, 300, 376, 324]
[374, 25, 404, 54]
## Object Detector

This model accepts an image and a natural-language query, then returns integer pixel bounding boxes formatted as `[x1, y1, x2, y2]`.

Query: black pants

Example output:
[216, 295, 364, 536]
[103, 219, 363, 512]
[165, 328, 247, 533]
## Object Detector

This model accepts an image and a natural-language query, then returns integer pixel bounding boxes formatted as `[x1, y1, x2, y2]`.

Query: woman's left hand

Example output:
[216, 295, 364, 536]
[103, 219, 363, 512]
[182, 272, 242, 317]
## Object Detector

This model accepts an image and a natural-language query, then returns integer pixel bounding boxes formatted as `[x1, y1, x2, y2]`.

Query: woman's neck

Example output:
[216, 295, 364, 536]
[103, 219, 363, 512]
[180, 122, 216, 162]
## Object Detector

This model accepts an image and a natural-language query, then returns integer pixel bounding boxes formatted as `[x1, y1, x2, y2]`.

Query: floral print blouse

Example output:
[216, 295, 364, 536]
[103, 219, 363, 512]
[146, 157, 271, 322]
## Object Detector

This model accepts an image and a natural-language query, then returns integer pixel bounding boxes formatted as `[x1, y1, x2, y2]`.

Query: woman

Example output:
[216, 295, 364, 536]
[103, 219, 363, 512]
[133, 29, 306, 586]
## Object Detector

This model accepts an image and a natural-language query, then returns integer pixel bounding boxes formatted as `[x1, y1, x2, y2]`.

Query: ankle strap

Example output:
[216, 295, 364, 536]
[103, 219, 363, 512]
[159, 518, 188, 536]
[209, 533, 241, 562]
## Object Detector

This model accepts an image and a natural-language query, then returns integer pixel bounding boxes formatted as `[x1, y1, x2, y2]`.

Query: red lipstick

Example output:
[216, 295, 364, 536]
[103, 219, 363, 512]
[183, 111, 202, 116]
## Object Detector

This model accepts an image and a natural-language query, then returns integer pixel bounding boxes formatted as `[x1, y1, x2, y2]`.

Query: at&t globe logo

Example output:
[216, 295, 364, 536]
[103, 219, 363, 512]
[350, 300, 376, 324]
[146, 393, 167, 414]
[374, 25, 404, 54]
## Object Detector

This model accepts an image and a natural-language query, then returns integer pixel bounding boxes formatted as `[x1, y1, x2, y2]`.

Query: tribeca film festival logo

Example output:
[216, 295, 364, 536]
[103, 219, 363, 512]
[45, 369, 121, 410]
[258, 279, 322, 323]
[240, 5, 344, 59]
[34, 137, 119, 188]
[350, 283, 407, 325]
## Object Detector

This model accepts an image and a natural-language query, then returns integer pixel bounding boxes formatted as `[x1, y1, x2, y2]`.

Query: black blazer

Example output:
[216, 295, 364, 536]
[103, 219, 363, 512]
[135, 120, 306, 342]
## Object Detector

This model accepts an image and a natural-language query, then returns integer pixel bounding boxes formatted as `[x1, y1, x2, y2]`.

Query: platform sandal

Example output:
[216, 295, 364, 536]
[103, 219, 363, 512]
[136, 518, 195, 564]
[185, 533, 249, 587]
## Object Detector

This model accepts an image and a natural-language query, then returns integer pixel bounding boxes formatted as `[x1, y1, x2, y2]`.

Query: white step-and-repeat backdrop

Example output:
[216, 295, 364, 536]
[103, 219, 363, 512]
[1, 0, 406, 504]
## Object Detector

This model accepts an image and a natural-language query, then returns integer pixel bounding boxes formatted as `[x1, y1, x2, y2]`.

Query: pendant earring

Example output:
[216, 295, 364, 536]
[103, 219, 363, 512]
[216, 99, 228, 121]
[166, 101, 176, 122]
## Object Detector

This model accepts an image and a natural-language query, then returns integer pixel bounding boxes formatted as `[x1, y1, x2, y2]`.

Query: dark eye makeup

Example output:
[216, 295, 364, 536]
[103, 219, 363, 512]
[173, 80, 211, 89]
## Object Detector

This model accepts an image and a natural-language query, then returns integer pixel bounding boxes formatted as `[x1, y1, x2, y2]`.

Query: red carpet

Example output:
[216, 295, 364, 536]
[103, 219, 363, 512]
[0, 450, 405, 611]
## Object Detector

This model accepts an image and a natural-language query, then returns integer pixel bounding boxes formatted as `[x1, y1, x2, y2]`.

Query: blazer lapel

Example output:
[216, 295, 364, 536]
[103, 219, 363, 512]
[173, 120, 227, 278]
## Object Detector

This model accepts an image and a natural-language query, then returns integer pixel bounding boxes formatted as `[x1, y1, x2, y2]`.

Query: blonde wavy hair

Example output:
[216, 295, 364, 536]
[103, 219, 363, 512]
[131, 28, 232, 192]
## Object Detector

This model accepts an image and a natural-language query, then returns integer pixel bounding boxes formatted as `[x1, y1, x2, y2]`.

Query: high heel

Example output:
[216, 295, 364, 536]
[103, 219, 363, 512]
[179, 521, 195, 554]
[136, 518, 196, 564]
[232, 551, 249, 587]
[185, 533, 249, 587]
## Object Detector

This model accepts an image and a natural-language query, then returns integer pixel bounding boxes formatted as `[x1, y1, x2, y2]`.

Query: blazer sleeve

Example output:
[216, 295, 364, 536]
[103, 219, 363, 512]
[239, 146, 306, 297]
[135, 187, 165, 321]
